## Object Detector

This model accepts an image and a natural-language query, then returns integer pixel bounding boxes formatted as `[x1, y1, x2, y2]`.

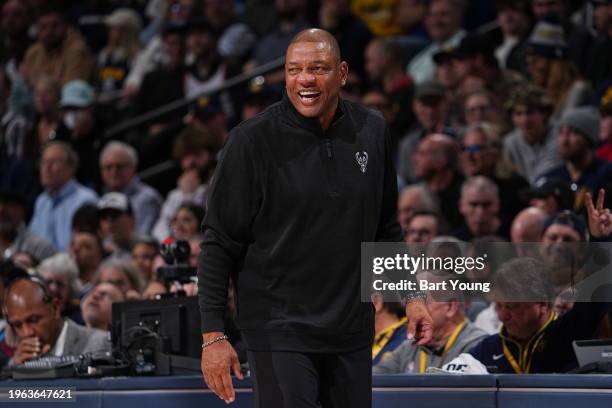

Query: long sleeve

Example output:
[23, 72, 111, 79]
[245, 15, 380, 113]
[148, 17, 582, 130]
[375, 124, 402, 243]
[197, 128, 263, 332]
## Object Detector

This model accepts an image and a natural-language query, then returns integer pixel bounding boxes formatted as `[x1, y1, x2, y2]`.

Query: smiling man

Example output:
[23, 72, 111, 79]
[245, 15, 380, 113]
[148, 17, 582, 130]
[198, 28, 432, 407]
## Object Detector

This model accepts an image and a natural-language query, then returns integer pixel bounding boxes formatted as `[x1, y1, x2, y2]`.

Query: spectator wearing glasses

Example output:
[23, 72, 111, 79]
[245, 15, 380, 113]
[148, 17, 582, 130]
[99, 141, 162, 235]
[462, 89, 504, 128]
[37, 253, 83, 325]
[460, 123, 529, 221]
[29, 142, 98, 251]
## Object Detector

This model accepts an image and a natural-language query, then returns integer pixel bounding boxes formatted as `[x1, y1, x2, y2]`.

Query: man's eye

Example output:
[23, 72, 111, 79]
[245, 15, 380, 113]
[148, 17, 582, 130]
[288, 68, 300, 74]
[313, 66, 327, 73]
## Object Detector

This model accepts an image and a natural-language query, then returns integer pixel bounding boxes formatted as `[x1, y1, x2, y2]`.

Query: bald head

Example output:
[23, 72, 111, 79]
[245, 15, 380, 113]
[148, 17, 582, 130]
[288, 28, 341, 64]
[511, 206, 547, 243]
[5, 279, 51, 310]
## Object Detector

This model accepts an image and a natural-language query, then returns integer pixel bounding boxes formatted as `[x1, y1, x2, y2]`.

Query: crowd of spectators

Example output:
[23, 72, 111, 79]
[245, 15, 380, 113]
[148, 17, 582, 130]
[1, 0, 612, 375]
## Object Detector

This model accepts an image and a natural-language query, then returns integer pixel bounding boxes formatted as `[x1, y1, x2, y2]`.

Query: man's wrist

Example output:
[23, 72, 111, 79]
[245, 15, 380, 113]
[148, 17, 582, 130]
[404, 290, 427, 303]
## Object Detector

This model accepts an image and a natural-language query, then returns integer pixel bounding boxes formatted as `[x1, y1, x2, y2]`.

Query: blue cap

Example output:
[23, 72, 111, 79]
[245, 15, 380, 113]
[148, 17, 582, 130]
[60, 80, 94, 108]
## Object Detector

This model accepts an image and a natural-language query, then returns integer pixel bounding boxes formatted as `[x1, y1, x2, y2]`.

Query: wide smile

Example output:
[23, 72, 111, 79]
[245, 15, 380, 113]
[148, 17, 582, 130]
[297, 90, 322, 105]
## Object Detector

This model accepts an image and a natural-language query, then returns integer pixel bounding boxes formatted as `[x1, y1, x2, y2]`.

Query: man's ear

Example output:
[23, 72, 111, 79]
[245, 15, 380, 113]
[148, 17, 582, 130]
[340, 61, 349, 86]
[372, 292, 384, 312]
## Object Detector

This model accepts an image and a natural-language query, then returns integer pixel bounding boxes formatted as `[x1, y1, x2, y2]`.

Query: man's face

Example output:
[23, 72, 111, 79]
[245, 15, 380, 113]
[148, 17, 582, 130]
[464, 94, 494, 125]
[37, 13, 67, 50]
[6, 289, 62, 347]
[34, 81, 60, 116]
[131, 243, 157, 280]
[526, 55, 550, 87]
[405, 214, 438, 243]
[81, 283, 124, 330]
[203, 0, 234, 28]
[100, 151, 135, 191]
[163, 33, 185, 68]
[498, 6, 526, 36]
[435, 59, 465, 90]
[532, 0, 563, 21]
[512, 105, 547, 144]
[40, 145, 73, 191]
[397, 190, 424, 230]
[460, 187, 499, 236]
[541, 223, 581, 245]
[495, 301, 549, 341]
[593, 3, 612, 33]
[460, 130, 496, 176]
[413, 138, 440, 180]
[558, 125, 589, 162]
[0, 199, 24, 234]
[1, 0, 30, 37]
[285, 41, 348, 128]
[186, 29, 215, 59]
[425, 0, 461, 43]
[39, 271, 71, 308]
[99, 210, 134, 245]
[413, 97, 446, 132]
[99, 267, 133, 295]
[70, 232, 103, 271]
[364, 41, 385, 81]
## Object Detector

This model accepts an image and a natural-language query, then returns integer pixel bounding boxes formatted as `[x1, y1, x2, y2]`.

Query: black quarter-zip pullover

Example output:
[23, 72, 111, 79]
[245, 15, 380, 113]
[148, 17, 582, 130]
[198, 94, 402, 352]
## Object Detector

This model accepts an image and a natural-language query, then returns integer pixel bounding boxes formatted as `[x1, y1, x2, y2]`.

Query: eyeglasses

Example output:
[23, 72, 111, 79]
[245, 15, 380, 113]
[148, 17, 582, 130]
[461, 144, 485, 154]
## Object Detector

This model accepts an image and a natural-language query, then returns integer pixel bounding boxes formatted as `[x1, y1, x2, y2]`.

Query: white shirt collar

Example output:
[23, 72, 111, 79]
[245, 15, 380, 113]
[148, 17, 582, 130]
[51, 320, 68, 357]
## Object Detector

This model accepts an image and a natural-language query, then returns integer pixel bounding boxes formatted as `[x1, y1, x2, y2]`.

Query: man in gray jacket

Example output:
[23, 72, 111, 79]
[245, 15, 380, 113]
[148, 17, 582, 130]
[374, 274, 487, 374]
[4, 278, 110, 365]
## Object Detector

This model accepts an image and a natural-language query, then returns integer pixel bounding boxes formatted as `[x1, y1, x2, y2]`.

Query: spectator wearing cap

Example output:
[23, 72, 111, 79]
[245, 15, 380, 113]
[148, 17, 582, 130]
[584, 0, 612, 86]
[413, 133, 465, 230]
[540, 107, 612, 211]
[97, 192, 137, 255]
[454, 176, 507, 241]
[99, 141, 162, 235]
[469, 256, 606, 373]
[38, 253, 84, 325]
[364, 37, 415, 136]
[397, 80, 452, 183]
[0, 189, 56, 263]
[526, 20, 591, 121]
[0, 0, 34, 66]
[524, 177, 574, 215]
[0, 63, 31, 160]
[21, 5, 94, 86]
[407, 0, 466, 84]
[54, 79, 99, 185]
[460, 122, 529, 221]
[152, 127, 218, 242]
[530, 0, 595, 76]
[29, 142, 98, 251]
[502, 84, 561, 184]
[596, 92, 612, 161]
[492, 0, 531, 73]
[374, 272, 487, 373]
[97, 8, 142, 94]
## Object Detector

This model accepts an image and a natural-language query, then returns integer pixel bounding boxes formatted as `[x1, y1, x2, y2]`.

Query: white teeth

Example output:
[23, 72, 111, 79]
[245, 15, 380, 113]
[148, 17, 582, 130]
[299, 91, 320, 97]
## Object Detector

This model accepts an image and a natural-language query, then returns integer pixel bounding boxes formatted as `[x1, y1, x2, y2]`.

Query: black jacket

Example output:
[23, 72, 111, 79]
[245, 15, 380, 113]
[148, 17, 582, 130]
[198, 94, 401, 352]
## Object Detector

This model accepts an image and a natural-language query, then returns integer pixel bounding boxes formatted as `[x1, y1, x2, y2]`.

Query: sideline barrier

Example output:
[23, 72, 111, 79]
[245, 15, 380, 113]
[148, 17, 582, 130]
[1, 374, 611, 407]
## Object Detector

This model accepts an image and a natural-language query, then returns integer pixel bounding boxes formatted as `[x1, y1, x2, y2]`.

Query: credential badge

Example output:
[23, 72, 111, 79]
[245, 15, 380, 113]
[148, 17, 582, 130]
[355, 151, 368, 174]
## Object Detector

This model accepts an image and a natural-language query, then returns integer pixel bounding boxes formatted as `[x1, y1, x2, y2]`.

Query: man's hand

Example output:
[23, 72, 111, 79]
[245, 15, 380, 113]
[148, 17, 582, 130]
[13, 337, 51, 365]
[405, 300, 433, 346]
[585, 189, 612, 238]
[201, 332, 243, 404]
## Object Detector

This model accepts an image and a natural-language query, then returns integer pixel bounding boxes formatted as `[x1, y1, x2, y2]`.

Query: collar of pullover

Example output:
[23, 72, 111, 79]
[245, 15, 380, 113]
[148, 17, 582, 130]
[281, 92, 347, 137]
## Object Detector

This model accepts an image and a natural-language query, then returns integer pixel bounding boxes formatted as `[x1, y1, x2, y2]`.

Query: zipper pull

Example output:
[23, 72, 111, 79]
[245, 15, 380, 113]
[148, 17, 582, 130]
[325, 139, 333, 159]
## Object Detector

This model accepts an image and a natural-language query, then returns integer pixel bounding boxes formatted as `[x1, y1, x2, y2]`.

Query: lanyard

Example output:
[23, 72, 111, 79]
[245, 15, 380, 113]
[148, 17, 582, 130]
[501, 312, 556, 373]
[372, 317, 407, 360]
[419, 321, 466, 373]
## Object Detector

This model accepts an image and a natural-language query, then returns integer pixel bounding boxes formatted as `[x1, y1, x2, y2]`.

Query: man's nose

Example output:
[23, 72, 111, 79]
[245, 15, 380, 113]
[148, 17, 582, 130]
[297, 71, 316, 85]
